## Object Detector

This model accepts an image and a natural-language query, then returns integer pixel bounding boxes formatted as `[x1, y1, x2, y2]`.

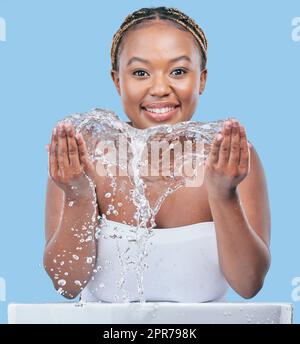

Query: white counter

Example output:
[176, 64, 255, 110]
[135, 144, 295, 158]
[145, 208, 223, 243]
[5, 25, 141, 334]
[8, 302, 293, 324]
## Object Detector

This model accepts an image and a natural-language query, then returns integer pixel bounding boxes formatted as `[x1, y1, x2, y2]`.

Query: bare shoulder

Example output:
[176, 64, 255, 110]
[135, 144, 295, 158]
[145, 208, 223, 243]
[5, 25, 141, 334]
[237, 141, 271, 248]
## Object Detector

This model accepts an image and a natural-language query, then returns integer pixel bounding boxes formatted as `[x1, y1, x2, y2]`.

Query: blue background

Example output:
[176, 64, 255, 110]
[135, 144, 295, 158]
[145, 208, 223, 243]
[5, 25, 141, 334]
[0, 0, 299, 324]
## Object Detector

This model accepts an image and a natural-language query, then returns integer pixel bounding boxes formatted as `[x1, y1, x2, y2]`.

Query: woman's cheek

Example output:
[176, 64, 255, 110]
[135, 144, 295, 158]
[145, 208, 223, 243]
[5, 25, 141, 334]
[124, 79, 145, 98]
[173, 76, 197, 93]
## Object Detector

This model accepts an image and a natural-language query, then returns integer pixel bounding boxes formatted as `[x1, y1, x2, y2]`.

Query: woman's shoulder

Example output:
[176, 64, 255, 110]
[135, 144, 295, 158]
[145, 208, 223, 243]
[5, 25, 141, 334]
[238, 140, 268, 206]
[246, 140, 261, 168]
[237, 140, 271, 247]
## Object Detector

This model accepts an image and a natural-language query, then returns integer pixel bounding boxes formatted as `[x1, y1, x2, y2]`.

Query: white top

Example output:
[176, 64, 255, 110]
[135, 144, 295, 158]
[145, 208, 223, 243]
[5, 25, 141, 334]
[81, 219, 229, 303]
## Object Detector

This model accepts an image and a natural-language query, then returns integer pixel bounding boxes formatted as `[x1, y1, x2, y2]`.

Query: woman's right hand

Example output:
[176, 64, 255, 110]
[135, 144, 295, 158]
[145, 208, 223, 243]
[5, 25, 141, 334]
[47, 122, 97, 199]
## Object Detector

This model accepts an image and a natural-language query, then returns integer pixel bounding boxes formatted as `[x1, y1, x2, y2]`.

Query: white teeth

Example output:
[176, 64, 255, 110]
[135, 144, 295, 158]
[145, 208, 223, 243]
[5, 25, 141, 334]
[145, 106, 176, 114]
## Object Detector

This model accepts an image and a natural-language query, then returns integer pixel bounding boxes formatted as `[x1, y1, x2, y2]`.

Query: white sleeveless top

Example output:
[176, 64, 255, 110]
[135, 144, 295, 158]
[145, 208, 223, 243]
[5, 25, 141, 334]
[81, 219, 229, 303]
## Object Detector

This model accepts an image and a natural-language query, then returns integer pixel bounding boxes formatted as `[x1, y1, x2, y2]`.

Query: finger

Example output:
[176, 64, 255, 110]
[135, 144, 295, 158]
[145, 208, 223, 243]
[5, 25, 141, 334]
[57, 123, 70, 175]
[218, 120, 232, 167]
[228, 119, 241, 166]
[239, 125, 249, 169]
[76, 133, 94, 175]
[49, 127, 59, 178]
[76, 132, 89, 166]
[65, 123, 81, 171]
[208, 132, 223, 165]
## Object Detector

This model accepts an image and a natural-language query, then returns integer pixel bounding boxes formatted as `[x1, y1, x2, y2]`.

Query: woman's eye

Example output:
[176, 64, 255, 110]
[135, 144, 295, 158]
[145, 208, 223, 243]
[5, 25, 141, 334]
[132, 68, 187, 78]
[171, 68, 187, 76]
[132, 70, 149, 77]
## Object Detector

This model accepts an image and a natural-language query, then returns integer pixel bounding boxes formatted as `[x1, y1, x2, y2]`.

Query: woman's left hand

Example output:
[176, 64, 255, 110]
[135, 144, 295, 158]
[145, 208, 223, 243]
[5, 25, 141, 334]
[204, 118, 251, 199]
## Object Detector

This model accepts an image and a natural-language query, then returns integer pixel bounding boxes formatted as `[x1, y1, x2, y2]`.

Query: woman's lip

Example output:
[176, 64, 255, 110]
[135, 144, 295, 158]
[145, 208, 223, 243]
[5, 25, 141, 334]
[141, 106, 180, 122]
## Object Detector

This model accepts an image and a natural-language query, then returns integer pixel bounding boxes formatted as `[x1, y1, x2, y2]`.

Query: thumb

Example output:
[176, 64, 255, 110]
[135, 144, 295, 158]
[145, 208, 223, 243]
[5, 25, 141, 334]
[82, 155, 97, 180]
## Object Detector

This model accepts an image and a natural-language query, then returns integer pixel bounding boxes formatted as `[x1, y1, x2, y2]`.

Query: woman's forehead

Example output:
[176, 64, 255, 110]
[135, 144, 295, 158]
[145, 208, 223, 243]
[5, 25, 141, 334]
[121, 23, 199, 63]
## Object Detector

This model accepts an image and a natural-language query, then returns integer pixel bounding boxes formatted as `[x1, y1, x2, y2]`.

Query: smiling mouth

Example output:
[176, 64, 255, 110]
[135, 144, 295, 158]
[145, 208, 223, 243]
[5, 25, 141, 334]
[141, 105, 180, 122]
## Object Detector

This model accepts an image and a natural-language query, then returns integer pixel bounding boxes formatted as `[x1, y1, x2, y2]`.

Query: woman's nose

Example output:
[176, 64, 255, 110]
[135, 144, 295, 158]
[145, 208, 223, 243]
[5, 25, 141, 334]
[149, 75, 171, 97]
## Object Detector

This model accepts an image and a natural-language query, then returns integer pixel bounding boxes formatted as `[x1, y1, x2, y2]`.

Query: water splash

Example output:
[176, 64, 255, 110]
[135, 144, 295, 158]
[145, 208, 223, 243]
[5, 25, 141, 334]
[59, 108, 226, 303]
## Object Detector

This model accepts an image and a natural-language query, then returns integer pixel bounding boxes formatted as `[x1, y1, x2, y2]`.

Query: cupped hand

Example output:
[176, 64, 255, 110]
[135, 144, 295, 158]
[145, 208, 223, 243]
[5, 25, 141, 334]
[46, 122, 97, 198]
[204, 118, 251, 199]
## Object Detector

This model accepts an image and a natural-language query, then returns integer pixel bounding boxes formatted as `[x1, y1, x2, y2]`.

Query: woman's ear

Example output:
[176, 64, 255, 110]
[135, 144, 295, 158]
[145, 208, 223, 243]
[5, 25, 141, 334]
[111, 69, 121, 95]
[199, 69, 208, 95]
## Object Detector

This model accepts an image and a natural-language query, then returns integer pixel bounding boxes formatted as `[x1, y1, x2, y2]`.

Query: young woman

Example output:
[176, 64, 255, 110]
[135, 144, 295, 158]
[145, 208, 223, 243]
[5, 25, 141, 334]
[44, 7, 271, 303]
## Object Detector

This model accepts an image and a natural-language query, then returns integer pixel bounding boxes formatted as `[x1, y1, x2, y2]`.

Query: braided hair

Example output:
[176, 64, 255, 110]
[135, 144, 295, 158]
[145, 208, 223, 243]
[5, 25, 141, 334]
[111, 7, 208, 72]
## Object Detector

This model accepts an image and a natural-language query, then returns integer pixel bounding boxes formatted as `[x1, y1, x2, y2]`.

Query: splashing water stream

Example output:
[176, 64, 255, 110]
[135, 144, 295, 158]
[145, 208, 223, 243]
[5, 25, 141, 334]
[58, 108, 226, 302]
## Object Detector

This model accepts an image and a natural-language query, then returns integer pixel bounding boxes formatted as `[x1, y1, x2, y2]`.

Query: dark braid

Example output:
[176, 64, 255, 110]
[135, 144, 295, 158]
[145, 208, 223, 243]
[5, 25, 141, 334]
[110, 7, 208, 72]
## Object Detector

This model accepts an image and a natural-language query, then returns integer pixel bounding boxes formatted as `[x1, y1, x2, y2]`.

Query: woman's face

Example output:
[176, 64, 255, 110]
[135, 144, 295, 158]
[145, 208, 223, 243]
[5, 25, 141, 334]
[111, 20, 207, 129]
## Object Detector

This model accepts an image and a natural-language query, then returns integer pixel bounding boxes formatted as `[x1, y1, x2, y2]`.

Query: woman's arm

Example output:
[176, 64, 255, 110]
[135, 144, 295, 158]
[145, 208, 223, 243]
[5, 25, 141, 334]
[44, 177, 99, 299]
[43, 122, 100, 299]
[205, 119, 271, 298]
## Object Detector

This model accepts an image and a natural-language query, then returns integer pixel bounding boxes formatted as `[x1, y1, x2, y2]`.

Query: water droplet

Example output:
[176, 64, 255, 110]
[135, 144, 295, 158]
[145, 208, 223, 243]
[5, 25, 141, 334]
[68, 201, 74, 207]
[86, 257, 93, 264]
[57, 287, 64, 295]
[104, 192, 111, 198]
[58, 279, 66, 286]
[72, 255, 79, 260]
[74, 280, 82, 286]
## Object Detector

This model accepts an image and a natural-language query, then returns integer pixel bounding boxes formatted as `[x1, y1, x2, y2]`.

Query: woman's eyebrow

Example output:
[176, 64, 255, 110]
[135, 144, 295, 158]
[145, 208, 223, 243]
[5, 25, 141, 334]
[127, 55, 192, 66]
